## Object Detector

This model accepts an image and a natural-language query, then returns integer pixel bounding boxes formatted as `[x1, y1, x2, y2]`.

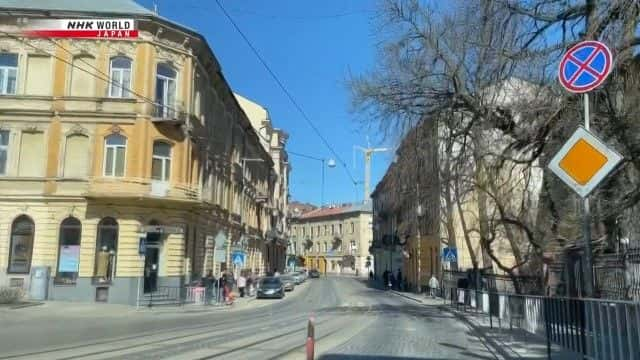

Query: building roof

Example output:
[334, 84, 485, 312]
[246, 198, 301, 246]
[0, 0, 154, 16]
[297, 202, 372, 220]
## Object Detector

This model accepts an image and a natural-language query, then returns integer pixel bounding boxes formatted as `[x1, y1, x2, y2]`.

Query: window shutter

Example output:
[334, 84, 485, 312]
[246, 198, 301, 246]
[70, 56, 95, 97]
[63, 134, 89, 178]
[26, 56, 52, 95]
[18, 132, 45, 177]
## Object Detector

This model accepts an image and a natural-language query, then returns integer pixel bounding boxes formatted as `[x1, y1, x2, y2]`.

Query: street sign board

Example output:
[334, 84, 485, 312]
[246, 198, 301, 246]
[442, 247, 457, 263]
[559, 40, 612, 93]
[548, 127, 623, 198]
[231, 251, 245, 266]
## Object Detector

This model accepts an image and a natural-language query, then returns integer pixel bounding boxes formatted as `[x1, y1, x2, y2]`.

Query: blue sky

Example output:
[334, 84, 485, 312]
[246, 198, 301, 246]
[136, 0, 393, 206]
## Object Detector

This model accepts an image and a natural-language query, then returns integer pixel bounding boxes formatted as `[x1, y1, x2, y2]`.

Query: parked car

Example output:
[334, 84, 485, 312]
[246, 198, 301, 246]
[280, 275, 296, 291]
[257, 277, 285, 299]
[309, 269, 320, 278]
[291, 272, 305, 284]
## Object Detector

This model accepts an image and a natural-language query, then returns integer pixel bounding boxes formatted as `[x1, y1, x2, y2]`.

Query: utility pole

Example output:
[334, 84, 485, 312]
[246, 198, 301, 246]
[355, 143, 388, 203]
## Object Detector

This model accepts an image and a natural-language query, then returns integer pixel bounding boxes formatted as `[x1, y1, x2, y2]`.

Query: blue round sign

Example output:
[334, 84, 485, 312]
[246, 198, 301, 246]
[558, 41, 612, 93]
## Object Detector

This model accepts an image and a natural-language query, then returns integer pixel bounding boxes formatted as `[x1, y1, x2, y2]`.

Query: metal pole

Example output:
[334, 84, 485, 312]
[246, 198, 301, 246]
[583, 93, 594, 298]
[321, 159, 325, 207]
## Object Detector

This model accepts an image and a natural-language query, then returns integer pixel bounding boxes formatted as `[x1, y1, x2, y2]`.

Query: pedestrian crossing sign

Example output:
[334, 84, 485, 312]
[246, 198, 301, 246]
[442, 247, 457, 262]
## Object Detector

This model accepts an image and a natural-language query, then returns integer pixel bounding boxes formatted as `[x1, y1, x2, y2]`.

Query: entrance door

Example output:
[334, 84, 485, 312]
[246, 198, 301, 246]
[144, 246, 159, 293]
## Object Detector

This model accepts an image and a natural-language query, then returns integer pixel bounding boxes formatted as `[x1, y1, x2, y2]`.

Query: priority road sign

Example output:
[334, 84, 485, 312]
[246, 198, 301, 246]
[548, 126, 622, 198]
[559, 40, 612, 93]
[442, 247, 457, 263]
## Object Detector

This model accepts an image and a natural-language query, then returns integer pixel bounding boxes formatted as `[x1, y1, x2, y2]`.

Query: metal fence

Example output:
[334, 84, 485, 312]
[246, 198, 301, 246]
[442, 270, 543, 295]
[446, 287, 640, 360]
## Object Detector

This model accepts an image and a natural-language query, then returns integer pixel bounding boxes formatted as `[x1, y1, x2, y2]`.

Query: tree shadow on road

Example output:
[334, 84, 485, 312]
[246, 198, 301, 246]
[319, 355, 483, 360]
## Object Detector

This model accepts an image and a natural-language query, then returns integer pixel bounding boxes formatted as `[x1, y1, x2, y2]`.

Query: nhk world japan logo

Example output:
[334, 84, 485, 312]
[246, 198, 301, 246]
[23, 19, 138, 39]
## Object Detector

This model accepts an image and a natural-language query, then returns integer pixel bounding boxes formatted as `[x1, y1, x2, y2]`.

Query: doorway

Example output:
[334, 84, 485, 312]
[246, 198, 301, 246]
[144, 231, 161, 293]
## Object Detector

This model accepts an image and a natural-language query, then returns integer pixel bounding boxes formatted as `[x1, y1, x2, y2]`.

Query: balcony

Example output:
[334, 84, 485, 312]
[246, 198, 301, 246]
[85, 177, 200, 203]
[152, 104, 187, 125]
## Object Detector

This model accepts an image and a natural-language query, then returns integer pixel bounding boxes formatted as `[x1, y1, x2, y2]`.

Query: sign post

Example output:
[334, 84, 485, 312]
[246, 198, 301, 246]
[555, 40, 617, 297]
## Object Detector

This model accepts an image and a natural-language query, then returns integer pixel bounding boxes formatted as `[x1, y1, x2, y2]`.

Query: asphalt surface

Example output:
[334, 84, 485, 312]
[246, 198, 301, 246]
[0, 277, 500, 359]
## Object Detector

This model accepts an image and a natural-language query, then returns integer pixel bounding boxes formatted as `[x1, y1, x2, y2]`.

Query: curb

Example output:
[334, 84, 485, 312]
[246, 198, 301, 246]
[388, 290, 424, 304]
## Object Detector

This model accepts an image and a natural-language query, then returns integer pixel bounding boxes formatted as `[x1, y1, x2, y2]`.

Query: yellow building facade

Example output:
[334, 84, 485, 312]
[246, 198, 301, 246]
[289, 203, 373, 276]
[0, 3, 288, 304]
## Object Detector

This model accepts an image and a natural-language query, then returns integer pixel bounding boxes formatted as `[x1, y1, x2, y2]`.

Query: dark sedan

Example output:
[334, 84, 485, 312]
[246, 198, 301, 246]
[257, 277, 285, 299]
[309, 269, 320, 278]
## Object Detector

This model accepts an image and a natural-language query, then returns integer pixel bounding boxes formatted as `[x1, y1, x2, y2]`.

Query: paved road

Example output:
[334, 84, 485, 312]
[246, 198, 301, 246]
[0, 277, 499, 359]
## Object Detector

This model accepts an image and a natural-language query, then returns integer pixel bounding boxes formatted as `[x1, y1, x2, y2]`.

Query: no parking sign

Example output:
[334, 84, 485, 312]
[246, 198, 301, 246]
[558, 40, 613, 93]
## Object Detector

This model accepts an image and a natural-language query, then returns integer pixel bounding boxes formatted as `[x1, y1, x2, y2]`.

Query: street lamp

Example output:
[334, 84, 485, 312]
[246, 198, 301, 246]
[288, 151, 335, 207]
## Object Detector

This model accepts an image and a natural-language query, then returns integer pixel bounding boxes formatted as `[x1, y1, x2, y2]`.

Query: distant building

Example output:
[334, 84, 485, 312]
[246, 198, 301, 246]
[288, 203, 373, 275]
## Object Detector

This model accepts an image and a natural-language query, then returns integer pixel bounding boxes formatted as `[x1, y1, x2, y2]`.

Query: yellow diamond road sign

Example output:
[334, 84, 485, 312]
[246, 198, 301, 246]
[548, 127, 623, 198]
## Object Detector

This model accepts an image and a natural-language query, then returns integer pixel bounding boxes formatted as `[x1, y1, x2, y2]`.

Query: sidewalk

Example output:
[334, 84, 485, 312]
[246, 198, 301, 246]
[1, 281, 310, 319]
[386, 290, 580, 359]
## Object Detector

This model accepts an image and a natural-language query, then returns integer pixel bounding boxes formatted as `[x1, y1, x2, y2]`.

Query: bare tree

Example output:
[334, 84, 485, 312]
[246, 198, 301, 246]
[351, 0, 640, 293]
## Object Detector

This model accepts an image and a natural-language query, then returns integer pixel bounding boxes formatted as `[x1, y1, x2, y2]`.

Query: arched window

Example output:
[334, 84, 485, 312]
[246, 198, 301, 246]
[151, 141, 171, 182]
[63, 134, 89, 178]
[109, 57, 132, 98]
[70, 55, 95, 97]
[104, 134, 126, 177]
[155, 63, 177, 118]
[94, 217, 118, 283]
[8, 215, 34, 273]
[55, 217, 81, 284]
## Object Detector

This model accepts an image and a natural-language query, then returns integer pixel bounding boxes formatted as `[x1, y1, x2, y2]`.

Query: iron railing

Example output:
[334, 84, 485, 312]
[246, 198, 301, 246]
[446, 287, 640, 360]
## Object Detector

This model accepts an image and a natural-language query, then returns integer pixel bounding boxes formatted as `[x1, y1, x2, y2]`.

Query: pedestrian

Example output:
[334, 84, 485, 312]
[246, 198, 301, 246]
[389, 273, 396, 290]
[383, 269, 389, 289]
[274, 269, 280, 277]
[369, 270, 374, 280]
[202, 269, 215, 304]
[429, 274, 440, 298]
[246, 273, 254, 296]
[238, 273, 247, 298]
[396, 268, 403, 291]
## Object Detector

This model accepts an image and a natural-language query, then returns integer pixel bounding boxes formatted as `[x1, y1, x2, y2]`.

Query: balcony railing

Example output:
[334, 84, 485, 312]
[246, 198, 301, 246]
[86, 177, 200, 202]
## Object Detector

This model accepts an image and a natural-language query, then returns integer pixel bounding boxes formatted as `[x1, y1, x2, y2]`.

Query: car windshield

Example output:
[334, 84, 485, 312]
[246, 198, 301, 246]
[260, 278, 281, 285]
[281, 276, 294, 281]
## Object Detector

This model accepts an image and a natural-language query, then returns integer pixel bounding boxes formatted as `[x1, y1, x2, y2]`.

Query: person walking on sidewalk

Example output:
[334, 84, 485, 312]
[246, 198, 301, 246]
[429, 274, 440, 298]
[396, 268, 403, 291]
[237, 273, 247, 298]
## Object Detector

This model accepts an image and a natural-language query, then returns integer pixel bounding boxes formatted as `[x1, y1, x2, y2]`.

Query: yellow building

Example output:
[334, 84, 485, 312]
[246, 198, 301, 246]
[0, 1, 288, 304]
[289, 203, 373, 276]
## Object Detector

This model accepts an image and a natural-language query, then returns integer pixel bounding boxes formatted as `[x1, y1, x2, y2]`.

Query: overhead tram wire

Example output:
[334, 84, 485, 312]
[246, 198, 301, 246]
[213, 0, 358, 186]
[0, 30, 177, 114]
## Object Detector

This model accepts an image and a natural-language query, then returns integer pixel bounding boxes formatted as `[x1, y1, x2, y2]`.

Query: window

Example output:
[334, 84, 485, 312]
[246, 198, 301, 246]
[323, 242, 327, 253]
[26, 56, 52, 95]
[70, 55, 95, 97]
[339, 223, 342, 235]
[155, 64, 176, 118]
[94, 217, 118, 283]
[324, 225, 327, 236]
[151, 141, 171, 181]
[315, 243, 320, 253]
[350, 222, 355, 234]
[317, 226, 320, 237]
[0, 130, 8, 175]
[109, 57, 132, 98]
[18, 132, 45, 177]
[331, 225, 335, 235]
[0, 53, 18, 95]
[104, 134, 126, 177]
[351, 240, 357, 252]
[63, 134, 89, 178]
[302, 227, 306, 237]
[55, 217, 82, 284]
[8, 215, 34, 273]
